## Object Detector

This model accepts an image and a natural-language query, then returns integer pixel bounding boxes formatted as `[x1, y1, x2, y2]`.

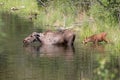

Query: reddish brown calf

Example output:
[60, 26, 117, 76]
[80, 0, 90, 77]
[82, 32, 108, 45]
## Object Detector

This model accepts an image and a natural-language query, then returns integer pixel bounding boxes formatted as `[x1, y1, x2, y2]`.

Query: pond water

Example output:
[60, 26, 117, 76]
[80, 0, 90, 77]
[0, 12, 120, 80]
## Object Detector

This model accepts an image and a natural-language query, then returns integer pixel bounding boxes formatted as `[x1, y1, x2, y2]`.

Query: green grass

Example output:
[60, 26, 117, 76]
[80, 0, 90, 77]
[0, 0, 39, 18]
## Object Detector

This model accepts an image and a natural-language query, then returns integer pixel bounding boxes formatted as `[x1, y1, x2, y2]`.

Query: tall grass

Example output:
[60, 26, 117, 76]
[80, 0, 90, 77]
[0, 0, 39, 17]
[34, 0, 76, 30]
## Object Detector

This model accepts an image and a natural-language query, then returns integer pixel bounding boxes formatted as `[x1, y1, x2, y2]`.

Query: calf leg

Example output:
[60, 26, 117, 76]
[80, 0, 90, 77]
[103, 37, 109, 43]
[94, 40, 98, 46]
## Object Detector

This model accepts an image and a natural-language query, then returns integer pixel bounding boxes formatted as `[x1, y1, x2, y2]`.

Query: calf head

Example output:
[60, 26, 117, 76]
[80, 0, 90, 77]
[82, 37, 91, 44]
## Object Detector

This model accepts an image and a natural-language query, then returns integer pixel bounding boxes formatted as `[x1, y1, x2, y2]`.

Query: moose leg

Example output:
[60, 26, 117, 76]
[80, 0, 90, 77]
[94, 40, 98, 46]
[67, 35, 75, 46]
[67, 39, 73, 46]
[103, 38, 109, 43]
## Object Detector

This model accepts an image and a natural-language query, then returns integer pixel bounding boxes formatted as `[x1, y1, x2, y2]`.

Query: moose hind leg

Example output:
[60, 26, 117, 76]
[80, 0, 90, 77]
[67, 35, 75, 46]
[94, 40, 98, 46]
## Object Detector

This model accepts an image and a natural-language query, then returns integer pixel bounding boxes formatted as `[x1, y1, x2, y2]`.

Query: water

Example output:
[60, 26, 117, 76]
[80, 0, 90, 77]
[0, 12, 120, 80]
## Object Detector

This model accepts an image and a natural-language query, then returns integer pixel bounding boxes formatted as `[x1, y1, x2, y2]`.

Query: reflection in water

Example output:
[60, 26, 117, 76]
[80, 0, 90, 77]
[91, 44, 105, 53]
[24, 44, 75, 60]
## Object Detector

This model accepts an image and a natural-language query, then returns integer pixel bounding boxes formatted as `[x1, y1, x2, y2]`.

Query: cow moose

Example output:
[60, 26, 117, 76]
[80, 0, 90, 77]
[23, 29, 76, 46]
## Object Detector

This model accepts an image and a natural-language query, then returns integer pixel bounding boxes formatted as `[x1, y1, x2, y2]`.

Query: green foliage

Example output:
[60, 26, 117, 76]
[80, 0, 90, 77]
[0, 0, 39, 17]
[34, 0, 76, 29]
[99, 0, 120, 16]
[94, 54, 120, 80]
[89, 2, 117, 27]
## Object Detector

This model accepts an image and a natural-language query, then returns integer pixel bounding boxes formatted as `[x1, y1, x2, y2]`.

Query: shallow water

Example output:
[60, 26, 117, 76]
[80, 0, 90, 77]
[0, 12, 120, 80]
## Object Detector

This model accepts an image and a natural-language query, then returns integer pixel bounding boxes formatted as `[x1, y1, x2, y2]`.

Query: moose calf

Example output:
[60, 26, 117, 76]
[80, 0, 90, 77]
[82, 32, 109, 45]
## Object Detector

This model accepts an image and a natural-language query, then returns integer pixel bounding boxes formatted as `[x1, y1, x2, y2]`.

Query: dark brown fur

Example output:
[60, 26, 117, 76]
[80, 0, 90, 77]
[37, 29, 76, 46]
[82, 32, 108, 45]
[23, 32, 39, 46]
[23, 29, 75, 46]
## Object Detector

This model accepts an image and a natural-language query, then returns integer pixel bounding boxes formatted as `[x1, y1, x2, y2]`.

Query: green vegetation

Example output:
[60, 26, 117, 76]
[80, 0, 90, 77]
[0, 1, 120, 51]
[0, 0, 38, 18]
